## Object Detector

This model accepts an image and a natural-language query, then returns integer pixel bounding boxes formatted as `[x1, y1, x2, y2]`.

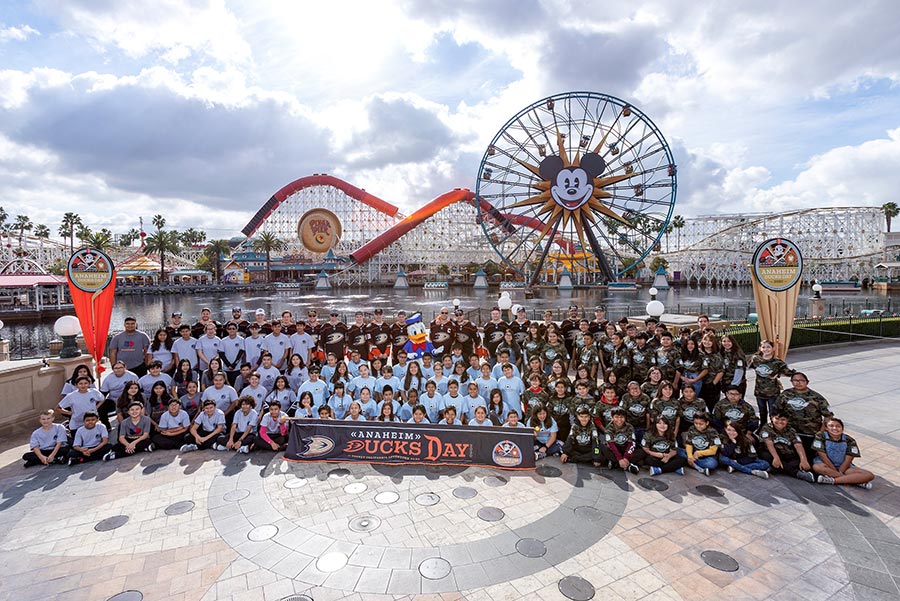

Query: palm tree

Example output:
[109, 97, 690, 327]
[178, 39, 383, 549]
[13, 214, 33, 246]
[144, 230, 182, 283]
[58, 212, 82, 253]
[82, 230, 114, 251]
[0, 206, 7, 228]
[152, 214, 166, 232]
[252, 232, 286, 283]
[672, 214, 685, 251]
[203, 239, 232, 282]
[664, 224, 673, 253]
[882, 202, 899, 233]
[119, 228, 141, 247]
[33, 224, 50, 239]
[76, 224, 92, 246]
[180, 227, 207, 246]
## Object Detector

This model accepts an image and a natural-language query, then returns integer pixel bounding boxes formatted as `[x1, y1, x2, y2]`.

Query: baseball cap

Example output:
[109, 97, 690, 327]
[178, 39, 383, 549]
[568, 304, 578, 310]
[454, 309, 464, 316]
[232, 307, 242, 312]
[374, 308, 383, 314]
[255, 308, 266, 315]
[330, 310, 339, 316]
[171, 311, 182, 317]
[595, 305, 606, 311]
[308, 366, 320, 374]
[516, 306, 526, 313]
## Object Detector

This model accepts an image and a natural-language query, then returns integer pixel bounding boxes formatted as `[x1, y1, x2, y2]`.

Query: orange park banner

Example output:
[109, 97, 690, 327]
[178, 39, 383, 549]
[66, 248, 117, 376]
[750, 238, 803, 359]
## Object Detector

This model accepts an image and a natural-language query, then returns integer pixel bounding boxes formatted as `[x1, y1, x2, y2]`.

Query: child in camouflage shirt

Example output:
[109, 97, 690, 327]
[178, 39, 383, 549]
[811, 417, 874, 488]
[748, 339, 794, 426]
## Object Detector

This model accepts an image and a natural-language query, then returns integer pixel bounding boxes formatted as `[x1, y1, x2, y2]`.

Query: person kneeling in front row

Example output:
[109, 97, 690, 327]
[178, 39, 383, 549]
[216, 396, 257, 454]
[23, 409, 69, 467]
[258, 401, 289, 452]
[561, 405, 602, 467]
[181, 400, 226, 452]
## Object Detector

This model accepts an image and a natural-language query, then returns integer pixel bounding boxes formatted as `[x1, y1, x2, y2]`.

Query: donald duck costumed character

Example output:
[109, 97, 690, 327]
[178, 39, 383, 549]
[403, 313, 437, 362]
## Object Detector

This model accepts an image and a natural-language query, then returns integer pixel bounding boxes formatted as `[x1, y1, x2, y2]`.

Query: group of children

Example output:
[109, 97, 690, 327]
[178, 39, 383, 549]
[27, 306, 875, 491]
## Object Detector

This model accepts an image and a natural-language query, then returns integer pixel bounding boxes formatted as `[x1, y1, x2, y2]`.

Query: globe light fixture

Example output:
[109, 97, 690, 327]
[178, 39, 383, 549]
[646, 300, 665, 319]
[812, 283, 823, 299]
[649, 287, 659, 300]
[54, 315, 82, 358]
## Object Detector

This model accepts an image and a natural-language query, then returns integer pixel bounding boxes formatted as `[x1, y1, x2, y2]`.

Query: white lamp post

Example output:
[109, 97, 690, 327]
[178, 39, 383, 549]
[54, 315, 82, 358]
[646, 300, 665, 320]
[812, 283, 823, 299]
[649, 287, 659, 300]
[498, 292, 513, 321]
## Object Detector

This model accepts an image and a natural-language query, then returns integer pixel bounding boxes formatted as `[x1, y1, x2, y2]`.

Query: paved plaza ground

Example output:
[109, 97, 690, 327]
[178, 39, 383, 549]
[1, 341, 899, 601]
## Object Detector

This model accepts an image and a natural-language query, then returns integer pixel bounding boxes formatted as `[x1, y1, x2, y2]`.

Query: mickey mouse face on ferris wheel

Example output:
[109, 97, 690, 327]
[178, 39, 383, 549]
[539, 153, 607, 211]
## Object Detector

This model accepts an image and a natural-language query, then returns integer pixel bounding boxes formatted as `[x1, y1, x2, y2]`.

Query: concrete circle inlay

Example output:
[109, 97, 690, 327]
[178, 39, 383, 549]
[95, 515, 129, 532]
[638, 478, 669, 492]
[164, 500, 195, 516]
[452, 486, 478, 499]
[559, 575, 595, 600]
[374, 491, 400, 504]
[419, 557, 452, 580]
[477, 506, 505, 522]
[695, 484, 725, 497]
[536, 465, 563, 478]
[316, 551, 348, 572]
[279, 595, 314, 601]
[573, 506, 604, 522]
[285, 477, 308, 489]
[223, 489, 250, 502]
[484, 475, 508, 487]
[516, 538, 547, 558]
[248, 525, 278, 541]
[107, 592, 143, 601]
[343, 482, 368, 494]
[701, 550, 740, 572]
[415, 492, 441, 506]
[349, 515, 382, 533]
[327, 468, 351, 479]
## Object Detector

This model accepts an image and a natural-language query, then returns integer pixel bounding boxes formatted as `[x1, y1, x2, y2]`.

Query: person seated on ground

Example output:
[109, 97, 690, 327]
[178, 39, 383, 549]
[437, 405, 462, 426]
[104, 401, 152, 461]
[317, 404, 334, 420]
[23, 409, 69, 467]
[683, 412, 720, 476]
[289, 391, 317, 419]
[344, 400, 368, 422]
[407, 404, 429, 424]
[712, 385, 760, 434]
[811, 417, 875, 489]
[469, 404, 493, 427]
[258, 401, 289, 452]
[757, 410, 815, 482]
[57, 376, 105, 439]
[181, 400, 226, 452]
[530, 404, 562, 460]
[115, 381, 145, 425]
[546, 381, 573, 443]
[774, 372, 832, 457]
[217, 396, 257, 453]
[152, 399, 191, 450]
[719, 420, 770, 479]
[560, 406, 602, 467]
[642, 416, 687, 476]
[67, 411, 110, 466]
[601, 408, 643, 474]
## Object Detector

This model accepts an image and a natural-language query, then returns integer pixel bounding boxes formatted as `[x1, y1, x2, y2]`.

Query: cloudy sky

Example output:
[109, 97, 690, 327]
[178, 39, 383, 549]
[1, 0, 899, 240]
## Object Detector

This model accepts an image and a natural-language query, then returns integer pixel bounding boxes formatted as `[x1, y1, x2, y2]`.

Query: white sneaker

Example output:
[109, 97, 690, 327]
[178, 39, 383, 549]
[726, 465, 734, 473]
[239, 445, 249, 454]
[797, 470, 815, 483]
[102, 450, 116, 462]
[145, 444, 154, 453]
[695, 465, 710, 476]
[213, 444, 227, 451]
[857, 482, 873, 490]
[752, 470, 769, 479]
[180, 443, 198, 453]
[817, 475, 835, 485]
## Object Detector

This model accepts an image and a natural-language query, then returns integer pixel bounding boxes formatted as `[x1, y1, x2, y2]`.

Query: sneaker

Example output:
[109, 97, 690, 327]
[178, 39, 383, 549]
[213, 444, 228, 452]
[145, 444, 154, 453]
[239, 445, 249, 454]
[23, 460, 40, 468]
[676, 467, 685, 475]
[650, 466, 662, 476]
[817, 475, 836, 485]
[607, 461, 614, 470]
[751, 470, 769, 479]
[180, 443, 198, 453]
[797, 470, 815, 483]
[856, 482, 873, 490]
[726, 465, 734, 473]
[695, 466, 710, 476]
[627, 463, 640, 475]
[67, 457, 76, 466]
[102, 450, 116, 462]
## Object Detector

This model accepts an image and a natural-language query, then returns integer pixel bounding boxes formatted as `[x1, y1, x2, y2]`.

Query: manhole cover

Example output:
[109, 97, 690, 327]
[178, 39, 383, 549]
[638, 478, 669, 492]
[328, 468, 350, 479]
[248, 525, 278, 541]
[107, 592, 143, 601]
[516, 538, 546, 558]
[695, 484, 724, 497]
[95, 515, 129, 532]
[536, 465, 562, 477]
[415, 493, 441, 506]
[164, 501, 195, 516]
[374, 491, 400, 504]
[477, 506, 505, 522]
[573, 506, 604, 522]
[349, 515, 382, 532]
[559, 575, 595, 600]
[223, 489, 250, 502]
[280, 595, 314, 601]
[484, 475, 508, 487]
[316, 551, 348, 572]
[418, 557, 452, 580]
[701, 550, 740, 572]
[285, 477, 308, 489]
[452, 486, 477, 499]
[141, 463, 166, 475]
[343, 482, 368, 494]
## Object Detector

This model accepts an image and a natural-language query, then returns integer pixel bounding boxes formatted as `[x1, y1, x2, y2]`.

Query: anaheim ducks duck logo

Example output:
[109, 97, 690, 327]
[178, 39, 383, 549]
[297, 435, 335, 457]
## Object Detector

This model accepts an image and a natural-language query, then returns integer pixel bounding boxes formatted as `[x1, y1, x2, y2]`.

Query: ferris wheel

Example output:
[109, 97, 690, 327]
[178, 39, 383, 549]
[474, 91, 677, 284]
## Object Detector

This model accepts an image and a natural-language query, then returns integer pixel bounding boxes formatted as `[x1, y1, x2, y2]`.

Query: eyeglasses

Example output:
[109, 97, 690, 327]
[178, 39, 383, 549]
[440, 312, 448, 315]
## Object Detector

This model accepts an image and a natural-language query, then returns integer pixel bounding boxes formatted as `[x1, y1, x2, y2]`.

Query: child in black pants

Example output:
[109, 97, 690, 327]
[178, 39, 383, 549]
[23, 410, 69, 467]
[67, 411, 111, 466]
[560, 406, 602, 466]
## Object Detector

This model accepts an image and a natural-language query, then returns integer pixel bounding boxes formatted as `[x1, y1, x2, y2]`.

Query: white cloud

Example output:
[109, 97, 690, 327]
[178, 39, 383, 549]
[0, 24, 40, 43]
